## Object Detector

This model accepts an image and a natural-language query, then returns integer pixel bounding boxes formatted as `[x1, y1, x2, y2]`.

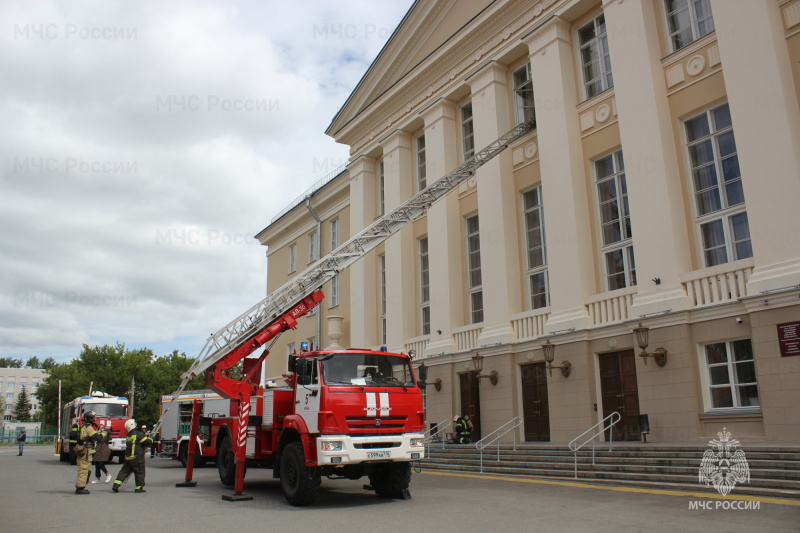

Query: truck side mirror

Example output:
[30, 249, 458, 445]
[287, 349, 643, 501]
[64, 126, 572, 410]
[288, 354, 297, 373]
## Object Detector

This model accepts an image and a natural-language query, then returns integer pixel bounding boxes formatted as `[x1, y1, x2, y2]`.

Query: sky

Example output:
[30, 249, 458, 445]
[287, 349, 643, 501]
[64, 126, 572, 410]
[0, 0, 413, 364]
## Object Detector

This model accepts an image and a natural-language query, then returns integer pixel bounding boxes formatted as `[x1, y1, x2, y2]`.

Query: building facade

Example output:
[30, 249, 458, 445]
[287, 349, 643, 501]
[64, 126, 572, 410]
[1, 368, 45, 421]
[257, 0, 800, 443]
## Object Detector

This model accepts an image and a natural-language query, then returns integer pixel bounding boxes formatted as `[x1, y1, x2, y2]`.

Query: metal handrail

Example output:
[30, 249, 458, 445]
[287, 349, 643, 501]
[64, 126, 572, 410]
[422, 419, 452, 449]
[568, 411, 621, 479]
[474, 416, 522, 473]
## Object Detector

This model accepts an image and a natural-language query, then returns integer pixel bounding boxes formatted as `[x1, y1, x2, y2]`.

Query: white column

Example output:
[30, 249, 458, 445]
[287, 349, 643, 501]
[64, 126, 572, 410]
[468, 62, 521, 345]
[422, 99, 460, 355]
[523, 17, 593, 332]
[347, 156, 378, 348]
[709, 0, 800, 292]
[382, 130, 416, 352]
[603, 0, 691, 316]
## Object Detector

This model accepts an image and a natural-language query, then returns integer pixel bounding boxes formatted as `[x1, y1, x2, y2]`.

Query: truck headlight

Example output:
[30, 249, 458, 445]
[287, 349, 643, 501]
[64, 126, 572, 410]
[320, 441, 343, 451]
[410, 438, 424, 448]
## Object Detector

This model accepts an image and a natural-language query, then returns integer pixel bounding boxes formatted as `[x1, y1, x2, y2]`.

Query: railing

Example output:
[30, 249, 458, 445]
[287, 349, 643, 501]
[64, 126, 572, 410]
[475, 416, 522, 473]
[568, 411, 621, 479]
[586, 287, 636, 326]
[454, 324, 483, 352]
[422, 418, 452, 449]
[405, 338, 429, 359]
[681, 260, 753, 308]
[511, 309, 550, 340]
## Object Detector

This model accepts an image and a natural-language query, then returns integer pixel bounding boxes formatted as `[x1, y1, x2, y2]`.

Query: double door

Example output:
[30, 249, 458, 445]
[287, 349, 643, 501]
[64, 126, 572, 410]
[521, 362, 550, 441]
[599, 350, 641, 441]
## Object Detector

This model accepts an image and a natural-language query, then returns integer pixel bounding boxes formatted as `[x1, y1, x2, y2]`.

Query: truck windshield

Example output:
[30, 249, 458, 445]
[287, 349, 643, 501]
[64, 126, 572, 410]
[89, 403, 128, 418]
[321, 353, 416, 388]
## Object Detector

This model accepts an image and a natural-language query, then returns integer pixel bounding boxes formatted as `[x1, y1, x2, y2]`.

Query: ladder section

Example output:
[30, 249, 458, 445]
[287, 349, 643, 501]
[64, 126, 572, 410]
[179, 118, 535, 391]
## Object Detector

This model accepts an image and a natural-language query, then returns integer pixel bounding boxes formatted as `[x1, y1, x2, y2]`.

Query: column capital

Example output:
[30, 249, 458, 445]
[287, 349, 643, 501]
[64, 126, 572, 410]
[521, 15, 571, 57]
[465, 60, 508, 93]
[380, 129, 412, 154]
[420, 98, 456, 126]
[348, 154, 376, 177]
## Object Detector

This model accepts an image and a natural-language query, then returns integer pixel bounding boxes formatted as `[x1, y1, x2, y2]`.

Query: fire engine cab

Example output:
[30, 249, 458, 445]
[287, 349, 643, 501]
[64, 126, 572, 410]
[59, 391, 129, 464]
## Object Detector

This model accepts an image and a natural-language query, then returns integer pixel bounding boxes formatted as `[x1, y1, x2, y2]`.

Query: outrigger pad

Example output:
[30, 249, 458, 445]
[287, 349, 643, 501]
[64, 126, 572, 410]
[175, 481, 197, 487]
[222, 492, 254, 501]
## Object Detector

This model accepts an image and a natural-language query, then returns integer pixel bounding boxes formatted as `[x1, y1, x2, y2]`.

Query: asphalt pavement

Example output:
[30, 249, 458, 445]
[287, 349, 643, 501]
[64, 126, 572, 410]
[1, 445, 797, 533]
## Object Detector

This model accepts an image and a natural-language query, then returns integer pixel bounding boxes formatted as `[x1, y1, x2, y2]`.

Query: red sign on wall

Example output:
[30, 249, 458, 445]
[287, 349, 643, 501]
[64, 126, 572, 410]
[777, 321, 800, 358]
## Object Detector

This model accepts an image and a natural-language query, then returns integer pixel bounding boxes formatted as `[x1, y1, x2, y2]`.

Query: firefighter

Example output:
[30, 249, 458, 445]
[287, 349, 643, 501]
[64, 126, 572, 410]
[112, 419, 153, 493]
[454, 415, 471, 444]
[75, 411, 100, 494]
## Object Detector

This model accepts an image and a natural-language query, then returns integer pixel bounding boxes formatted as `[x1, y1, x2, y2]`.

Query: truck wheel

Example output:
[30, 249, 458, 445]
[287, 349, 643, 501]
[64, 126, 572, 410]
[369, 462, 411, 499]
[59, 448, 68, 462]
[179, 441, 205, 468]
[217, 435, 236, 486]
[279, 442, 320, 506]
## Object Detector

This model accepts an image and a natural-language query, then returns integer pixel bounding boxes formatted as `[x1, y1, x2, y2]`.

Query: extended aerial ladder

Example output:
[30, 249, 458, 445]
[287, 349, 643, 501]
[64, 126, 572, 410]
[152, 118, 536, 494]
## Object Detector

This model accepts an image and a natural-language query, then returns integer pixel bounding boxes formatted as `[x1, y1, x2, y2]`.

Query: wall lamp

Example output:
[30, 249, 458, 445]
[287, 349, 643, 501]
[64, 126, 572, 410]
[431, 378, 443, 391]
[633, 323, 668, 367]
[416, 361, 442, 391]
[471, 354, 498, 385]
[542, 340, 571, 378]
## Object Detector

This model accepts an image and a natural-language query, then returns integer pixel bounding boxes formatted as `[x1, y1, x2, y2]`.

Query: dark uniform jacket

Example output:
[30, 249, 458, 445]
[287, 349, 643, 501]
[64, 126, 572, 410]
[125, 428, 153, 461]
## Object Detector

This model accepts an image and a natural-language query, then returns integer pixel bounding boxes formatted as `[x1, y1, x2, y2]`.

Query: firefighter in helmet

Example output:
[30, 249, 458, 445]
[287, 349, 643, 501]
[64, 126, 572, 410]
[454, 414, 472, 444]
[75, 410, 101, 494]
[112, 419, 153, 493]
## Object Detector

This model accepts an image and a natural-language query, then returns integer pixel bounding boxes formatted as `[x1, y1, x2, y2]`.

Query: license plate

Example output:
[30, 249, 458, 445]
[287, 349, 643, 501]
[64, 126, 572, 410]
[367, 451, 390, 459]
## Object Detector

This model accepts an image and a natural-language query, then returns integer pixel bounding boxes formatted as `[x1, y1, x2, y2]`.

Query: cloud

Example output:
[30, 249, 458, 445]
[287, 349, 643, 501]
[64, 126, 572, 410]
[0, 0, 411, 362]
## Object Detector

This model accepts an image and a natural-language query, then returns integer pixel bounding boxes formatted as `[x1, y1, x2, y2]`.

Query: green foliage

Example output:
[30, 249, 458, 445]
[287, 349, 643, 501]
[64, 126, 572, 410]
[0, 357, 23, 368]
[36, 344, 205, 429]
[41, 357, 58, 370]
[12, 385, 32, 422]
[25, 356, 41, 369]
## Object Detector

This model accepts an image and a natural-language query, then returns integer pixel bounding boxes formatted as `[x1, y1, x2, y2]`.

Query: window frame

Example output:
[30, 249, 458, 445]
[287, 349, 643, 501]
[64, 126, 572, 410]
[330, 274, 340, 308]
[577, 13, 613, 100]
[461, 102, 475, 161]
[512, 63, 536, 126]
[377, 159, 385, 217]
[664, 0, 715, 52]
[288, 243, 297, 274]
[379, 254, 387, 345]
[330, 218, 339, 252]
[416, 134, 427, 192]
[465, 214, 483, 324]
[702, 339, 759, 410]
[419, 236, 430, 335]
[522, 186, 550, 310]
[308, 230, 318, 263]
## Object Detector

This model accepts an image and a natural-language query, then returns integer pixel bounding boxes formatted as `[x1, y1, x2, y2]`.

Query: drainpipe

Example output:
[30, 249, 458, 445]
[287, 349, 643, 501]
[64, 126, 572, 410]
[305, 196, 322, 348]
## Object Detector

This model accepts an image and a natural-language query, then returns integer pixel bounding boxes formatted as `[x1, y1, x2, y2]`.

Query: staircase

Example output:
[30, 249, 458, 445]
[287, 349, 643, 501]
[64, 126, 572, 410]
[421, 443, 800, 499]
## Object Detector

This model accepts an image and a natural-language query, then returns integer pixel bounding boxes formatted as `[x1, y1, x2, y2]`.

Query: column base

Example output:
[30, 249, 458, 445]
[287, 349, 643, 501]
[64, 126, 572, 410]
[629, 285, 690, 319]
[746, 259, 800, 295]
[424, 336, 458, 356]
[477, 324, 516, 347]
[544, 307, 591, 334]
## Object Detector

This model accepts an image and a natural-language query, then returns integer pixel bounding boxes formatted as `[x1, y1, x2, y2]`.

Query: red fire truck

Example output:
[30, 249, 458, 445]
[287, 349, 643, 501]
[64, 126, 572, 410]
[156, 389, 229, 467]
[59, 391, 130, 464]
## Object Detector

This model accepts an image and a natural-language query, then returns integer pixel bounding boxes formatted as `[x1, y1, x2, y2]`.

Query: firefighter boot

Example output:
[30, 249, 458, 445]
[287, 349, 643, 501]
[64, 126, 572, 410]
[75, 488, 90, 495]
[112, 482, 120, 493]
[135, 487, 146, 493]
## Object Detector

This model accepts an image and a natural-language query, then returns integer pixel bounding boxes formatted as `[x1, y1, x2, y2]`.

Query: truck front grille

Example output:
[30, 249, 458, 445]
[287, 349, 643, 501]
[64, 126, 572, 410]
[345, 416, 406, 432]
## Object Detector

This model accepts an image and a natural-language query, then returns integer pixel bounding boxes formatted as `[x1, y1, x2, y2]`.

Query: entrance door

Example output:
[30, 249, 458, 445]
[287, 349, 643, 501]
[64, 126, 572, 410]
[599, 350, 641, 441]
[521, 362, 550, 441]
[459, 371, 481, 441]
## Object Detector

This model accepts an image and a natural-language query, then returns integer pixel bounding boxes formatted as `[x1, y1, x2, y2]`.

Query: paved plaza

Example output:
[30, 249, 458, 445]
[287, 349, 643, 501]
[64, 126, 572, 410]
[1, 445, 797, 533]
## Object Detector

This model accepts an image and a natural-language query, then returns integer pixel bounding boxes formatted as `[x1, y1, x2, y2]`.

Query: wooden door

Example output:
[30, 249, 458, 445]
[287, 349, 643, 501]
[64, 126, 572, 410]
[599, 350, 641, 441]
[459, 371, 481, 441]
[521, 362, 550, 441]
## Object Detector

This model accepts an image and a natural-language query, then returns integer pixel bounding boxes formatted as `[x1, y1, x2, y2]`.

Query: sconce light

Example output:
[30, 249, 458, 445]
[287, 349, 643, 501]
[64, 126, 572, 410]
[542, 340, 571, 378]
[431, 378, 442, 391]
[471, 354, 498, 385]
[633, 323, 667, 367]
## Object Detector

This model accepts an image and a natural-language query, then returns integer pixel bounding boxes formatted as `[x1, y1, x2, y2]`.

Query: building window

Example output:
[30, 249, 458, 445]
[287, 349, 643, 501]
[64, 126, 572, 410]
[461, 102, 475, 161]
[330, 218, 339, 251]
[466, 215, 483, 324]
[705, 340, 759, 409]
[6, 393, 12, 400]
[288, 244, 297, 274]
[512, 64, 535, 126]
[7, 380, 13, 390]
[685, 103, 751, 267]
[287, 343, 295, 356]
[523, 187, 549, 309]
[419, 237, 430, 335]
[578, 14, 613, 99]
[379, 254, 387, 345]
[330, 274, 340, 308]
[378, 159, 385, 216]
[416, 134, 427, 191]
[596, 150, 636, 290]
[666, 0, 714, 51]
[307, 336, 317, 351]
[309, 230, 318, 263]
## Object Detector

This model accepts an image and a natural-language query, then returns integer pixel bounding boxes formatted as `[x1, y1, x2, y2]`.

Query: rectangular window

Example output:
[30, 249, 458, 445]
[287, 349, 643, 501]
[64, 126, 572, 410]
[330, 218, 339, 251]
[330, 274, 340, 308]
[380, 254, 387, 345]
[461, 102, 475, 161]
[685, 103, 751, 267]
[378, 160, 385, 216]
[523, 187, 549, 309]
[6, 393, 12, 400]
[512, 64, 536, 126]
[579, 14, 613, 99]
[705, 339, 759, 409]
[288, 244, 297, 274]
[419, 237, 430, 335]
[309, 231, 318, 263]
[7, 380, 13, 390]
[287, 343, 295, 356]
[466, 215, 483, 324]
[596, 150, 636, 290]
[416, 134, 427, 191]
[666, 0, 715, 51]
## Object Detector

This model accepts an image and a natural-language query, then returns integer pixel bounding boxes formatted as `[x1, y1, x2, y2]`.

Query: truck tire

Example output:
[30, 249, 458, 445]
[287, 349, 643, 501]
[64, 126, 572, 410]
[279, 442, 320, 506]
[179, 441, 205, 468]
[217, 435, 236, 486]
[59, 447, 68, 462]
[369, 462, 411, 499]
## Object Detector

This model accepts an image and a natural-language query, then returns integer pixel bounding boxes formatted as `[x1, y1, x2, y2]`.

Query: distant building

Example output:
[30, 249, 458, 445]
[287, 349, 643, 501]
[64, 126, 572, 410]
[258, 0, 800, 443]
[1, 367, 45, 421]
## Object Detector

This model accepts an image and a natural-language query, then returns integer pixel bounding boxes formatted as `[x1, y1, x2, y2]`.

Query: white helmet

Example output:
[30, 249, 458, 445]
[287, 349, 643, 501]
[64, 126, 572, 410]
[453, 415, 459, 422]
[124, 419, 137, 432]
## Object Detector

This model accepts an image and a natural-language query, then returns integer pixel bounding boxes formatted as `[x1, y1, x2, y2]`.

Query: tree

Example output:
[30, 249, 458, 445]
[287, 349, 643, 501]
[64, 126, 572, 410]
[0, 357, 23, 368]
[12, 385, 32, 422]
[41, 357, 58, 370]
[25, 356, 41, 369]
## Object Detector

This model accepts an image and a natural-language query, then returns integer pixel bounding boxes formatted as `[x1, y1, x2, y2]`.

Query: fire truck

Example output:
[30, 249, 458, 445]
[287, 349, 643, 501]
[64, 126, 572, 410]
[157, 390, 230, 467]
[153, 118, 536, 505]
[59, 391, 130, 464]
